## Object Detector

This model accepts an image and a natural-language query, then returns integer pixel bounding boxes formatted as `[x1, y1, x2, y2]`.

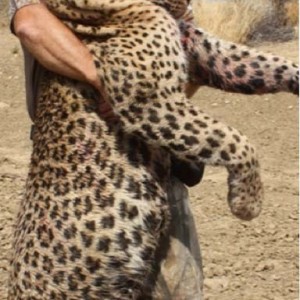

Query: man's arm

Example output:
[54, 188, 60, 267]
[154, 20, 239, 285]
[13, 3, 101, 92]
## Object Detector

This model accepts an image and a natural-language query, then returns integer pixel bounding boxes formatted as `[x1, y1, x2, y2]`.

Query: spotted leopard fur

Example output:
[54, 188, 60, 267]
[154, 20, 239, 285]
[49, 0, 264, 216]
[180, 22, 299, 95]
[9, 0, 298, 299]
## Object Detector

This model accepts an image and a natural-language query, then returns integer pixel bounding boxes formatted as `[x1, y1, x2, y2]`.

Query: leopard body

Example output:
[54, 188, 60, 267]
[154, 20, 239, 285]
[9, 1, 299, 299]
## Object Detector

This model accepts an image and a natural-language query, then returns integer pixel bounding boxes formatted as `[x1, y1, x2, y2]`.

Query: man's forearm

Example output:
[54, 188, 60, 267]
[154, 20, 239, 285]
[13, 3, 101, 90]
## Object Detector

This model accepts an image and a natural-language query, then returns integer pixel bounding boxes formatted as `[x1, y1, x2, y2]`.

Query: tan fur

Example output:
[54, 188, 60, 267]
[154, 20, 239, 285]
[9, 1, 298, 299]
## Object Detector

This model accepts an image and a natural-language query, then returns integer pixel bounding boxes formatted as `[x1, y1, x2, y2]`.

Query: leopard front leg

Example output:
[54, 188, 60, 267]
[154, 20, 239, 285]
[92, 66, 263, 220]
[81, 7, 263, 220]
[115, 97, 263, 221]
[91, 54, 263, 220]
[180, 21, 299, 95]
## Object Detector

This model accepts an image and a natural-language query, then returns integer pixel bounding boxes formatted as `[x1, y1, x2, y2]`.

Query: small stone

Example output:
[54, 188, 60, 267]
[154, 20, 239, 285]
[254, 228, 263, 235]
[233, 261, 244, 275]
[285, 237, 294, 242]
[271, 275, 281, 281]
[0, 102, 9, 109]
[256, 273, 267, 280]
[268, 223, 276, 230]
[204, 277, 229, 291]
[204, 263, 222, 277]
[255, 260, 276, 272]
[288, 214, 298, 220]
[231, 281, 241, 288]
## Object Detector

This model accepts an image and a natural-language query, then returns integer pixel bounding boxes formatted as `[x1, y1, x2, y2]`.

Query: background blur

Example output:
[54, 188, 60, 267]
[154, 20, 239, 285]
[192, 0, 298, 43]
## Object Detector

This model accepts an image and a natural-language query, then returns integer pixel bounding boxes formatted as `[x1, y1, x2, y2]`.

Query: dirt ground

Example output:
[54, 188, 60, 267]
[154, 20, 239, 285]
[0, 22, 298, 300]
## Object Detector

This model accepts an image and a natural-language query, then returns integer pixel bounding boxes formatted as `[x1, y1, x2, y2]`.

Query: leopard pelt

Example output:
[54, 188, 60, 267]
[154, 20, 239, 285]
[8, 0, 298, 299]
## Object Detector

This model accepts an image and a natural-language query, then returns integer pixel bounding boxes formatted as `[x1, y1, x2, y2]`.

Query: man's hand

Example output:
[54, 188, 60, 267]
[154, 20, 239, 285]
[13, 3, 100, 93]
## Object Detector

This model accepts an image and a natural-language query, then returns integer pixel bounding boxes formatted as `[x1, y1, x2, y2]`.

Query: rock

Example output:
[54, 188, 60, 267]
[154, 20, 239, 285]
[288, 214, 298, 220]
[204, 277, 229, 291]
[271, 275, 281, 281]
[255, 260, 279, 272]
[267, 223, 277, 235]
[232, 261, 244, 275]
[285, 236, 295, 242]
[204, 263, 223, 278]
[0, 102, 9, 109]
[254, 228, 263, 235]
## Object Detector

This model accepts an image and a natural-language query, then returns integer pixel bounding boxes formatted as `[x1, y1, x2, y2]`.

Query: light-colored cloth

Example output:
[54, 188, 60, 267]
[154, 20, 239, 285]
[9, 2, 203, 298]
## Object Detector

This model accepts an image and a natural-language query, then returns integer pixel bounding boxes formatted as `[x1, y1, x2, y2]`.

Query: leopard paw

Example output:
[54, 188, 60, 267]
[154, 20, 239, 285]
[227, 169, 264, 221]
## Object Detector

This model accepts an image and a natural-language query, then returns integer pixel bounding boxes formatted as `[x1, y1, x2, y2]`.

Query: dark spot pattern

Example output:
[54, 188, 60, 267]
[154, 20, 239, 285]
[10, 2, 297, 299]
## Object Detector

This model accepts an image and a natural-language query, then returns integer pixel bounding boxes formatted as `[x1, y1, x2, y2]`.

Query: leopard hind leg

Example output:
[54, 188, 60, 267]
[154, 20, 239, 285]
[180, 21, 299, 95]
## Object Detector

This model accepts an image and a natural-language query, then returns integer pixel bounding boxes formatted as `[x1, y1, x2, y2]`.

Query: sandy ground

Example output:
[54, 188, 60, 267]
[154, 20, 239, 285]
[0, 22, 298, 300]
